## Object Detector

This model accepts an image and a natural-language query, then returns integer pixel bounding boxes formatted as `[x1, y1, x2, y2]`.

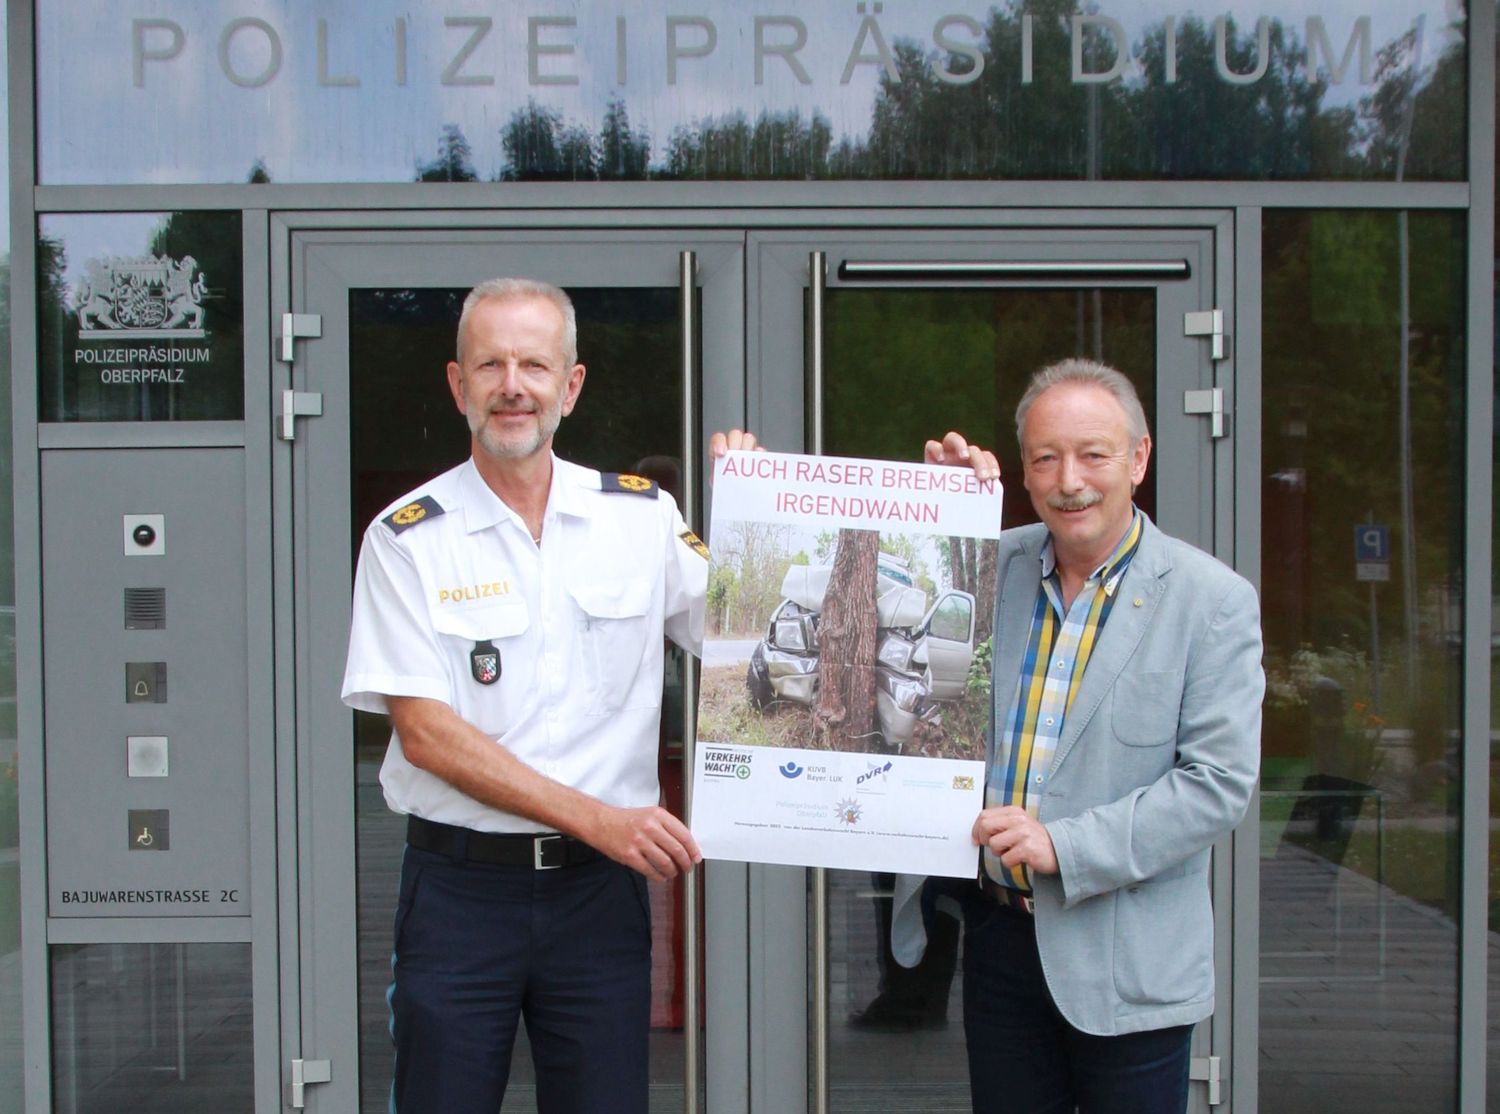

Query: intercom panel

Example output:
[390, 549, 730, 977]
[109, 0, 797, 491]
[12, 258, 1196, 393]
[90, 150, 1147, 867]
[42, 448, 250, 917]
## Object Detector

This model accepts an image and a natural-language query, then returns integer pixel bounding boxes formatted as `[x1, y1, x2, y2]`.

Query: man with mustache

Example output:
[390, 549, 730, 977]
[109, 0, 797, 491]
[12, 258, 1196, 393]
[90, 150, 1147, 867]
[341, 277, 758, 1114]
[919, 359, 1263, 1114]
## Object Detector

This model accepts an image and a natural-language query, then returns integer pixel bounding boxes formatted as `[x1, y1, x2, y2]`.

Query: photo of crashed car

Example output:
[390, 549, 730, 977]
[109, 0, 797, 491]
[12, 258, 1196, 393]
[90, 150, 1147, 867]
[745, 556, 977, 753]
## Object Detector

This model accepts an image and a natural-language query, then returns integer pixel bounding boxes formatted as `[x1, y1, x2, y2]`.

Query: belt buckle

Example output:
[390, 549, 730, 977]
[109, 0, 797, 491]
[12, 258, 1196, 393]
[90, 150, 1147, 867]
[983, 876, 1035, 915]
[534, 834, 565, 870]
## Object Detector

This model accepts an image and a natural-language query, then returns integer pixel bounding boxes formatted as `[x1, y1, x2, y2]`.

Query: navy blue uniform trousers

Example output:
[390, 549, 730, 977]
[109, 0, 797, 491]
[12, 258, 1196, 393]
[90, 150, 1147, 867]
[390, 844, 653, 1114]
[962, 889, 1193, 1114]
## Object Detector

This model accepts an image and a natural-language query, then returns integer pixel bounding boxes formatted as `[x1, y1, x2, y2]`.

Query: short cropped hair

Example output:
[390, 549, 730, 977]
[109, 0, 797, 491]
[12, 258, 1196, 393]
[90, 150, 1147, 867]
[456, 277, 578, 367]
[1015, 359, 1149, 449]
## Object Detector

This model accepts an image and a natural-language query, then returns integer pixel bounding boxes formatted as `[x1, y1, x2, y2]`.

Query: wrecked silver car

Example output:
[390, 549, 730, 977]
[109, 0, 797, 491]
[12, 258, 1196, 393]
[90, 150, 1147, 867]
[745, 558, 977, 753]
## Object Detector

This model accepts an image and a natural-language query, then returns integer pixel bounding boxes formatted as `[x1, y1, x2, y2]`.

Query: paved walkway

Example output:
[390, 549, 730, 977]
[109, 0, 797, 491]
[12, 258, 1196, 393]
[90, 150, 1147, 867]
[17, 806, 1499, 1113]
[1259, 842, 1463, 1113]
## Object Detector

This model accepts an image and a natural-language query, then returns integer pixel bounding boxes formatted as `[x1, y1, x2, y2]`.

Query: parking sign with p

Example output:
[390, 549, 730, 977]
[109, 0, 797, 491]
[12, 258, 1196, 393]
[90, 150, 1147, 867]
[1355, 524, 1390, 582]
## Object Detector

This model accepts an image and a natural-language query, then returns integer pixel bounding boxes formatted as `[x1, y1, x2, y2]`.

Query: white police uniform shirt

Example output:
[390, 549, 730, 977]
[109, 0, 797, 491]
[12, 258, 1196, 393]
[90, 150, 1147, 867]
[342, 455, 706, 834]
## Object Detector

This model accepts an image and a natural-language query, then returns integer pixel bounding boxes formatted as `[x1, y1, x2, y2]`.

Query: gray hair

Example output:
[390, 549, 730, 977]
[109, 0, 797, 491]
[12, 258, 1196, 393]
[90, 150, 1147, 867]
[456, 277, 578, 367]
[1015, 359, 1149, 449]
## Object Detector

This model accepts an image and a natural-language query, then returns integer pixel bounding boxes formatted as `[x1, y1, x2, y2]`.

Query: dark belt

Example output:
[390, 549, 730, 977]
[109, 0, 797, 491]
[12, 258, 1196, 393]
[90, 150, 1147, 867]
[980, 875, 1036, 915]
[407, 815, 602, 870]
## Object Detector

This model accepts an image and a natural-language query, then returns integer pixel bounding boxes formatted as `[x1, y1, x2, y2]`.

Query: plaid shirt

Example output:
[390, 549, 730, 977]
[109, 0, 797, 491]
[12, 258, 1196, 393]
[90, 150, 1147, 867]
[983, 510, 1144, 892]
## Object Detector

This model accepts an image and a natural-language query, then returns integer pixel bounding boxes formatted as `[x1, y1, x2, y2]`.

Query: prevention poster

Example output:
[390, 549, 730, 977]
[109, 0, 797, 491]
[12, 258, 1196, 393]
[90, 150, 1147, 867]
[691, 450, 1002, 876]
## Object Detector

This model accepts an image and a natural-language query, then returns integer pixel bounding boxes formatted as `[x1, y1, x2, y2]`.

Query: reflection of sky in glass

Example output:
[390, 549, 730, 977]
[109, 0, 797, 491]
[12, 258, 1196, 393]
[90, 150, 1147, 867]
[40, 214, 172, 303]
[36, 0, 1460, 184]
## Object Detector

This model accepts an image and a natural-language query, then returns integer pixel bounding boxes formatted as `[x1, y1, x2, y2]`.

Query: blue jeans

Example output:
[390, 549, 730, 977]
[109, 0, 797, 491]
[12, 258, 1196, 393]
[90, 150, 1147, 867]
[962, 889, 1193, 1114]
[389, 846, 652, 1114]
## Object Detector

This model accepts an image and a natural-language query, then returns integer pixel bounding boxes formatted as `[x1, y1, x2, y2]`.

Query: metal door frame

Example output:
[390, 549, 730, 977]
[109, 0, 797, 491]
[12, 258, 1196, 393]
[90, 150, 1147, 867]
[264, 208, 1252, 1114]
[269, 222, 748, 1112]
[745, 214, 1244, 1114]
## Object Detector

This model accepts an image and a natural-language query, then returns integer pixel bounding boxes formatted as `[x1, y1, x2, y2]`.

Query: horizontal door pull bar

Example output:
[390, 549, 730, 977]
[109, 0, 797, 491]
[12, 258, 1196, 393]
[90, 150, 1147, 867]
[837, 259, 1192, 281]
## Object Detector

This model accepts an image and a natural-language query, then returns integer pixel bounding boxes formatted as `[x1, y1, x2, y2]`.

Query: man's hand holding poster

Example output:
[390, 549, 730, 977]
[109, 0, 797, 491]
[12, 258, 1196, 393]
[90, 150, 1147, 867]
[691, 450, 1002, 877]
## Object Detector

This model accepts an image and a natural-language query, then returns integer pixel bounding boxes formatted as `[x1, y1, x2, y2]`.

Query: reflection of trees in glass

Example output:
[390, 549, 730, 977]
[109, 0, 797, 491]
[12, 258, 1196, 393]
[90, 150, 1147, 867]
[499, 100, 599, 181]
[1261, 210, 1463, 916]
[152, 213, 236, 315]
[666, 110, 832, 180]
[1361, 22, 1465, 180]
[416, 124, 478, 182]
[480, 100, 653, 182]
[458, 4, 1462, 184]
[853, 6, 1458, 181]
[150, 212, 246, 420]
[499, 100, 565, 181]
[35, 235, 72, 420]
[552, 287, 680, 473]
[1122, 16, 1332, 179]
[1263, 210, 1463, 661]
[557, 123, 598, 181]
[37, 237, 67, 327]
[820, 286, 1155, 529]
[598, 100, 651, 181]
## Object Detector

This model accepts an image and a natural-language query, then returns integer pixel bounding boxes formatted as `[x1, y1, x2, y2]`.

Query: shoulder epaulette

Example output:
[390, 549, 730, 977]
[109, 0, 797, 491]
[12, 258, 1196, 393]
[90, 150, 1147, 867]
[600, 473, 659, 498]
[382, 495, 445, 534]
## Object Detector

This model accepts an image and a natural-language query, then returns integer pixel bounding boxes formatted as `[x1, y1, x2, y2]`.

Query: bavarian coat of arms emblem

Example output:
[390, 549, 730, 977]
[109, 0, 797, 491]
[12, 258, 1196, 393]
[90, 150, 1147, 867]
[76, 254, 207, 338]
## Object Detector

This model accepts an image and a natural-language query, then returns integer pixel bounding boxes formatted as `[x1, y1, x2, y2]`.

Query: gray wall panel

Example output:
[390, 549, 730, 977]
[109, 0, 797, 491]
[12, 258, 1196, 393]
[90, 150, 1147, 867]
[41, 448, 250, 919]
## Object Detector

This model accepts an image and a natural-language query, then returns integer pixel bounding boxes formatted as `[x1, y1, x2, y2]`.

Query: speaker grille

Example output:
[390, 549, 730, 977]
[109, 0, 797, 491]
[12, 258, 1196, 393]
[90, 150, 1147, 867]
[124, 588, 166, 630]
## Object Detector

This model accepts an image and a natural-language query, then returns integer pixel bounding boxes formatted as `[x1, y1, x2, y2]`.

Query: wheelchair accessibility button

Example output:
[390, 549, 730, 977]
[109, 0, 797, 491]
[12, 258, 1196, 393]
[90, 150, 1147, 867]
[128, 809, 170, 851]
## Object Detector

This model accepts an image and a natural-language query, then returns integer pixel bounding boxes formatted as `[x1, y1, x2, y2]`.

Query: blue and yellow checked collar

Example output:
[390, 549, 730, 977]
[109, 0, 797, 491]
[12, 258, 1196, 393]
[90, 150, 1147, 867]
[1038, 507, 1144, 598]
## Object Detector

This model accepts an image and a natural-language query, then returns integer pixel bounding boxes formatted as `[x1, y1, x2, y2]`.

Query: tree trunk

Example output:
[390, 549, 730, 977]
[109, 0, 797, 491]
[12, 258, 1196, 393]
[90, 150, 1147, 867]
[816, 528, 881, 751]
[948, 536, 967, 593]
[975, 539, 998, 644]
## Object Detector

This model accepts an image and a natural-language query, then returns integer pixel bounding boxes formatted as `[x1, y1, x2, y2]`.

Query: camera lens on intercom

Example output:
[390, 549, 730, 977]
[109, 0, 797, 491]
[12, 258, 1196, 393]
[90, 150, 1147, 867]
[132, 524, 157, 548]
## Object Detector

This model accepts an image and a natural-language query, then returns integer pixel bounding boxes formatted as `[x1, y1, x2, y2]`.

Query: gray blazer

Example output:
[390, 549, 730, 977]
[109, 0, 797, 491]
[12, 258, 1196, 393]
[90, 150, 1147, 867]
[896, 514, 1263, 1036]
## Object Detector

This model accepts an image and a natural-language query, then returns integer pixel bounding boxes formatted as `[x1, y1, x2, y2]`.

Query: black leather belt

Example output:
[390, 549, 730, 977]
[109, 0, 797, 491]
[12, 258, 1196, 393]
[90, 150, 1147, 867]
[407, 815, 602, 870]
[980, 875, 1036, 915]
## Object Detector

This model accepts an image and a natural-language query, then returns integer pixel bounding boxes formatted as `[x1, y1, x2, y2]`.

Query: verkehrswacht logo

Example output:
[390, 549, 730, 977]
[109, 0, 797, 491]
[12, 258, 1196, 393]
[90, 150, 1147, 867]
[702, 747, 753, 780]
[778, 761, 804, 779]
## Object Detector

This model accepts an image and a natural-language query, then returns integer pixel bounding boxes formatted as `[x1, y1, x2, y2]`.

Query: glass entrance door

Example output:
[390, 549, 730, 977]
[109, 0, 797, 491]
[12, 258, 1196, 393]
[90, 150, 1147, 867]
[749, 227, 1234, 1113]
[278, 230, 745, 1112]
[275, 220, 1241, 1113]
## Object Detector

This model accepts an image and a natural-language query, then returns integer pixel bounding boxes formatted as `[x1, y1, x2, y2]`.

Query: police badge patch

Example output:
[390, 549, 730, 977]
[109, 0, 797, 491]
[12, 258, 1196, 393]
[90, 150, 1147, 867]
[601, 473, 658, 497]
[383, 495, 444, 535]
[470, 640, 500, 685]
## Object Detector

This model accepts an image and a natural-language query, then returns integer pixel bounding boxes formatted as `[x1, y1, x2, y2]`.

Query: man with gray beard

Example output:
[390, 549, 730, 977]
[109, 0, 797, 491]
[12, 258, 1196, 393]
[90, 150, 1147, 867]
[342, 277, 756, 1113]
